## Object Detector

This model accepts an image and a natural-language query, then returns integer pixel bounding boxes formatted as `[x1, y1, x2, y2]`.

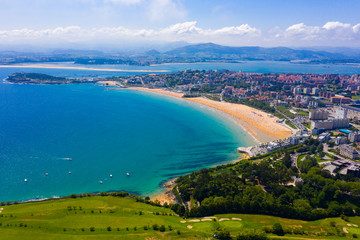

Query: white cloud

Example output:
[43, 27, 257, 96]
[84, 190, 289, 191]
[0, 22, 260, 45]
[213, 24, 260, 36]
[353, 24, 360, 33]
[0, 21, 359, 47]
[323, 21, 351, 30]
[277, 21, 360, 45]
[160, 21, 201, 35]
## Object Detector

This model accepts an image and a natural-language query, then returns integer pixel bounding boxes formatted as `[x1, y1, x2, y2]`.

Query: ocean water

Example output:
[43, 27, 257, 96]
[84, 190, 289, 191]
[0, 61, 359, 202]
[0, 68, 254, 202]
[49, 60, 360, 75]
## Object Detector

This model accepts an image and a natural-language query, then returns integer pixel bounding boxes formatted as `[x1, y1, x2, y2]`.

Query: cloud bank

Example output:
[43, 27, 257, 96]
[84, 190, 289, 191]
[0, 21, 359, 47]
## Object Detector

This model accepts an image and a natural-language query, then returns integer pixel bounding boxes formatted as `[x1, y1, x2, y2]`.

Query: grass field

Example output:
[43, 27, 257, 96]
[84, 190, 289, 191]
[294, 109, 309, 116]
[285, 119, 297, 129]
[276, 105, 295, 118]
[0, 196, 359, 239]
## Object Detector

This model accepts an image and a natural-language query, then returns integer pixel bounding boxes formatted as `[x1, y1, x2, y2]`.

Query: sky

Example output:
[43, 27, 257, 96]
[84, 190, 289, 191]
[0, 0, 359, 50]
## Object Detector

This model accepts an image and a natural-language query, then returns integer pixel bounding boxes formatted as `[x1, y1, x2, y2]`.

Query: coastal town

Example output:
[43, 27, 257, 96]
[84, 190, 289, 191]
[7, 69, 360, 180]
[113, 70, 360, 179]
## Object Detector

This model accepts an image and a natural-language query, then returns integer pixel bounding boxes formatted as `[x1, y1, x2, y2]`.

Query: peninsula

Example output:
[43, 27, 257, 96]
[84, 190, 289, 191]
[6, 72, 91, 84]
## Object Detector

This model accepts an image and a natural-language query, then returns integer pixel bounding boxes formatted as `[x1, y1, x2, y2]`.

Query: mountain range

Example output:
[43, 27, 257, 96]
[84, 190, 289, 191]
[1, 43, 360, 64]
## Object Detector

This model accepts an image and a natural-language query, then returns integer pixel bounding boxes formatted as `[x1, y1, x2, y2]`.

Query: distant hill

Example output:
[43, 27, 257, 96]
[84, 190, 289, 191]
[163, 43, 360, 62]
[1, 43, 360, 65]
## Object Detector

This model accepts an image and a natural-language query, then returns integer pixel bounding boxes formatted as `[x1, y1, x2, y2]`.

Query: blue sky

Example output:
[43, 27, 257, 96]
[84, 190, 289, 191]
[0, 0, 359, 48]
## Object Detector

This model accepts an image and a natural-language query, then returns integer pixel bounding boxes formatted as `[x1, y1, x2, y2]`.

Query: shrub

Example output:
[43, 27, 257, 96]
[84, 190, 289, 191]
[236, 231, 268, 240]
[272, 223, 284, 236]
[89, 227, 95, 232]
[152, 224, 159, 230]
[107, 226, 112, 231]
[159, 225, 166, 232]
[215, 229, 231, 240]
[177, 230, 181, 235]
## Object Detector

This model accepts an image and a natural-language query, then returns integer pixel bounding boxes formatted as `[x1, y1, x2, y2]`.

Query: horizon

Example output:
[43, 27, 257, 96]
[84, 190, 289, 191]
[2, 42, 360, 55]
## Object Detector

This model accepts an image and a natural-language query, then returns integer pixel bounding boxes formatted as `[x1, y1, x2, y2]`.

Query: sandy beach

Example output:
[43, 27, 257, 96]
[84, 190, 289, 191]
[127, 87, 292, 143]
[130, 87, 292, 204]
[0, 64, 168, 73]
[151, 178, 177, 204]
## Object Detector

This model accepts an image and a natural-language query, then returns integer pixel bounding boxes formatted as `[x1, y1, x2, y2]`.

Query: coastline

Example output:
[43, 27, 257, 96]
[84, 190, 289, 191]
[126, 87, 292, 204]
[126, 87, 292, 143]
[150, 178, 178, 205]
[0, 63, 168, 73]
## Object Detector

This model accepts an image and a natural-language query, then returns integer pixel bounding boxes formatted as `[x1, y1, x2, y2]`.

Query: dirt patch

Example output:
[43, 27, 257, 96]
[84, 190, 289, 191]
[189, 219, 200, 222]
[219, 218, 230, 222]
[201, 219, 212, 222]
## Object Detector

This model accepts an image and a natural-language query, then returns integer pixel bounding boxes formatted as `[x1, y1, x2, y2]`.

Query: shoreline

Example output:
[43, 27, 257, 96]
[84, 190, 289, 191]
[126, 87, 292, 204]
[150, 178, 178, 205]
[0, 64, 168, 73]
[126, 87, 292, 143]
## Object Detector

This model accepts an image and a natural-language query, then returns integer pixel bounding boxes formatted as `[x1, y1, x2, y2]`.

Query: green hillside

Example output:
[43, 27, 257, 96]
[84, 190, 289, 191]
[0, 195, 359, 239]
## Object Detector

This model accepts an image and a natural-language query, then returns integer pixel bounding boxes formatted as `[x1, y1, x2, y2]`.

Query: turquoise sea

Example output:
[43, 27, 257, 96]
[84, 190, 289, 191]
[0, 61, 359, 202]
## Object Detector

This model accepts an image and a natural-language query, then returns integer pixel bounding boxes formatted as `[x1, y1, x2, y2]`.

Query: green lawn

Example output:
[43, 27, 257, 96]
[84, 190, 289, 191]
[0, 196, 359, 239]
[285, 119, 297, 129]
[277, 105, 295, 118]
[295, 109, 309, 116]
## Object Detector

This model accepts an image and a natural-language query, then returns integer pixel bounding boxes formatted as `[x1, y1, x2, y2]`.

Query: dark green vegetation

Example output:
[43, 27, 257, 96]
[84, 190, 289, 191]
[173, 139, 360, 221]
[2, 43, 360, 65]
[6, 72, 90, 84]
[2, 194, 360, 239]
[164, 43, 360, 63]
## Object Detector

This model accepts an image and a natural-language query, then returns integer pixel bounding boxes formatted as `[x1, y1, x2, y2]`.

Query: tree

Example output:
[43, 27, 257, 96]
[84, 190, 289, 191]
[152, 224, 159, 230]
[282, 152, 292, 168]
[215, 229, 232, 240]
[272, 223, 284, 236]
[159, 225, 166, 232]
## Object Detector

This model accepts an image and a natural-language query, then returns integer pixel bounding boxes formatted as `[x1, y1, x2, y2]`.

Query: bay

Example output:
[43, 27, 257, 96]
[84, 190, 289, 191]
[0, 60, 359, 202]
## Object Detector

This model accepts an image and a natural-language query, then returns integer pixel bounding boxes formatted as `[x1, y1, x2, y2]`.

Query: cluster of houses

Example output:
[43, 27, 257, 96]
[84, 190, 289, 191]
[124, 70, 360, 110]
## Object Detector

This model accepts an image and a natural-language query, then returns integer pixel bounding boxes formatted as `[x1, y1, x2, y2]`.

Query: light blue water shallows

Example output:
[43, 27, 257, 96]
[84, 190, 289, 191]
[0, 73, 253, 202]
[0, 61, 359, 202]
